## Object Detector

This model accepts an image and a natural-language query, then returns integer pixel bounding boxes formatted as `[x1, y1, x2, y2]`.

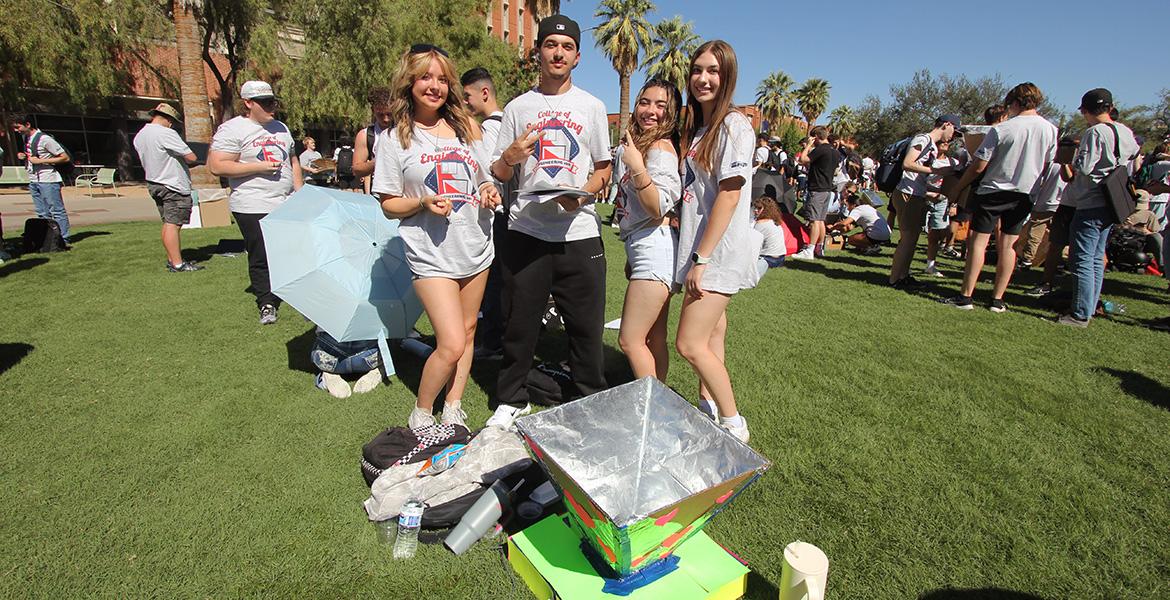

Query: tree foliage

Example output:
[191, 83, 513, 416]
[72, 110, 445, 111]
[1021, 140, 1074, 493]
[278, 0, 533, 132]
[827, 105, 857, 139]
[795, 78, 830, 126]
[191, 0, 285, 124]
[594, 0, 655, 135]
[642, 16, 699, 94]
[754, 71, 795, 134]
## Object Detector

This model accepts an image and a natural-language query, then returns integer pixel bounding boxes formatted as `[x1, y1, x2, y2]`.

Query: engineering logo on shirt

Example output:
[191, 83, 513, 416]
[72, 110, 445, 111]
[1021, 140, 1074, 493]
[531, 118, 581, 177]
[680, 151, 698, 204]
[423, 151, 476, 211]
[254, 138, 289, 163]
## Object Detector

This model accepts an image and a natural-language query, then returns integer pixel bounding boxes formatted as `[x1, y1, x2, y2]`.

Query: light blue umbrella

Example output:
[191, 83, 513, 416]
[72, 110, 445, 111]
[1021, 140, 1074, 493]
[260, 185, 423, 376]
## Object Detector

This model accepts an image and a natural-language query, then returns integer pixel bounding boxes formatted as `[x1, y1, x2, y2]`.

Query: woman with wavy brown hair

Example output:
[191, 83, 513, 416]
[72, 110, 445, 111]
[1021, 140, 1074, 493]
[673, 40, 761, 443]
[615, 78, 683, 382]
[371, 45, 502, 431]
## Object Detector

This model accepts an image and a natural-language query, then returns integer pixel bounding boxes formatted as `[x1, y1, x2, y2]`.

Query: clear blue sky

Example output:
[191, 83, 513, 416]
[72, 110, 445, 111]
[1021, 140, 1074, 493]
[558, 0, 1167, 116]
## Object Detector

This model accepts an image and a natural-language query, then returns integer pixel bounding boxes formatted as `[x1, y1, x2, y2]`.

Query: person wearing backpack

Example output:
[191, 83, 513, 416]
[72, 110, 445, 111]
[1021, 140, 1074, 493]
[886, 114, 961, 289]
[1056, 88, 1139, 327]
[352, 87, 394, 194]
[333, 136, 358, 191]
[752, 134, 770, 173]
[12, 114, 71, 244]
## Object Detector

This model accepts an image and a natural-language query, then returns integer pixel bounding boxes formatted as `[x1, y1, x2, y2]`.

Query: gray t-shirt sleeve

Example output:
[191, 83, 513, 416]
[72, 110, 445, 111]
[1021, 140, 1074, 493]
[41, 135, 65, 157]
[1074, 127, 1104, 178]
[974, 128, 999, 162]
[492, 108, 517, 165]
[715, 115, 754, 183]
[370, 131, 402, 196]
[163, 129, 194, 157]
[589, 101, 612, 163]
[647, 148, 681, 216]
[209, 121, 243, 154]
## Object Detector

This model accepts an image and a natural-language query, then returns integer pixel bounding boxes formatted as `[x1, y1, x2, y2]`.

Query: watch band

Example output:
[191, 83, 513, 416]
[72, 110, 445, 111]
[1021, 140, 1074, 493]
[691, 252, 710, 265]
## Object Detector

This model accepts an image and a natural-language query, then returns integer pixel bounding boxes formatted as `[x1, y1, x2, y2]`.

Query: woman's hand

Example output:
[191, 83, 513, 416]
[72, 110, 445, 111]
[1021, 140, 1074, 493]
[479, 183, 501, 211]
[685, 263, 706, 299]
[620, 130, 645, 173]
[423, 195, 451, 217]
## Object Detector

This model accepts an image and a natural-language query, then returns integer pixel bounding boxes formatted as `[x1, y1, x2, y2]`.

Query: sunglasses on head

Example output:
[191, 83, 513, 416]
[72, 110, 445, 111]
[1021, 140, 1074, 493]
[410, 43, 449, 57]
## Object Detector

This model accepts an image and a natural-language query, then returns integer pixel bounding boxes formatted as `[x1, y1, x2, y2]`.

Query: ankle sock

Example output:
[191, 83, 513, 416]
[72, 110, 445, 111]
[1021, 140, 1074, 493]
[720, 414, 745, 428]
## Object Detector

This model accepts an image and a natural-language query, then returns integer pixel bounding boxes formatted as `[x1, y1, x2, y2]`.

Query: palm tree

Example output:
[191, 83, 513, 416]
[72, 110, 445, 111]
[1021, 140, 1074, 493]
[755, 71, 795, 134]
[527, 0, 561, 19]
[642, 16, 699, 93]
[593, 0, 655, 136]
[827, 105, 858, 139]
[174, 0, 217, 186]
[795, 78, 831, 127]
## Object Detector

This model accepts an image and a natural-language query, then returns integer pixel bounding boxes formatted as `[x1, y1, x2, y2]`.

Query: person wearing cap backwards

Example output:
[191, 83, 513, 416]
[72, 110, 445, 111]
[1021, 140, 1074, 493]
[944, 82, 1058, 313]
[133, 103, 203, 272]
[1057, 88, 1140, 328]
[486, 15, 613, 430]
[207, 80, 303, 325]
[883, 113, 961, 287]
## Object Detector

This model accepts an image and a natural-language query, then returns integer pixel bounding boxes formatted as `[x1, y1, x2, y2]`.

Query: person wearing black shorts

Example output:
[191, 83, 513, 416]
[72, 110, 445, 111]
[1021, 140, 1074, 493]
[944, 83, 1058, 312]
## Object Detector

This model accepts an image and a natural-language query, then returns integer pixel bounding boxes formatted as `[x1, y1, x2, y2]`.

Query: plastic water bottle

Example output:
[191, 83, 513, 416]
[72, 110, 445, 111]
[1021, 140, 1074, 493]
[393, 499, 425, 559]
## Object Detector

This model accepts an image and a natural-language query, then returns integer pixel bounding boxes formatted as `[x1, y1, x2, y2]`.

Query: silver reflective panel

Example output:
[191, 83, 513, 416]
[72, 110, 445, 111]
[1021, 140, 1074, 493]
[515, 377, 770, 527]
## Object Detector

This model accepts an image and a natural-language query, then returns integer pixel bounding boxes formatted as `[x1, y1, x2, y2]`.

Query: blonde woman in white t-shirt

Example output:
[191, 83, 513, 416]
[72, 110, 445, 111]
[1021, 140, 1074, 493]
[373, 45, 502, 431]
[675, 40, 760, 444]
[616, 79, 683, 382]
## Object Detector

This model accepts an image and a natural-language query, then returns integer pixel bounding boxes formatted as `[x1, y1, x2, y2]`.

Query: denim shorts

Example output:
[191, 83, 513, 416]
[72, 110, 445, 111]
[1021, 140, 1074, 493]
[926, 198, 950, 230]
[624, 225, 676, 287]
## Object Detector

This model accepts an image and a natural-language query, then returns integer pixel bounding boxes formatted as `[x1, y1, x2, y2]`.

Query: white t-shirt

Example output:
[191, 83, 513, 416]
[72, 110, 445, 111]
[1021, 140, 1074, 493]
[133, 123, 194, 194]
[896, 134, 936, 197]
[1064, 121, 1140, 211]
[974, 114, 1058, 196]
[299, 149, 322, 170]
[675, 111, 762, 294]
[754, 219, 786, 257]
[371, 129, 495, 279]
[481, 111, 504, 155]
[1031, 163, 1067, 212]
[753, 145, 769, 171]
[614, 145, 681, 241]
[862, 156, 876, 174]
[1146, 159, 1170, 213]
[24, 131, 66, 184]
[491, 86, 612, 242]
[847, 204, 891, 241]
[926, 156, 955, 196]
[210, 116, 296, 214]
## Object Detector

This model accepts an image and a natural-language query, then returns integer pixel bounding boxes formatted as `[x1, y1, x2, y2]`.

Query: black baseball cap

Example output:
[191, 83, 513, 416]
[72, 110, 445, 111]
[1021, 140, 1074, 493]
[537, 15, 580, 47]
[1079, 88, 1113, 111]
[938, 114, 963, 129]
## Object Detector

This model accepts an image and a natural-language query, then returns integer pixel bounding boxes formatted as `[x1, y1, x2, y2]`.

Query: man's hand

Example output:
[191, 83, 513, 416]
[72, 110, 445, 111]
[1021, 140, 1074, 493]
[554, 194, 583, 212]
[502, 124, 543, 167]
[423, 195, 451, 217]
[16, 152, 27, 161]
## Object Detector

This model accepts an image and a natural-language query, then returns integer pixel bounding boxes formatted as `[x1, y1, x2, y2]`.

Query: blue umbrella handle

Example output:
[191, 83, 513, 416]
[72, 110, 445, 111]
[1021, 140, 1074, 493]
[377, 333, 396, 378]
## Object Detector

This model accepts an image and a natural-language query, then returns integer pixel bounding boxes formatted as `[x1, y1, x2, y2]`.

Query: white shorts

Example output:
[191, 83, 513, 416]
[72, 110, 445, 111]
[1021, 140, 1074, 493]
[624, 225, 677, 287]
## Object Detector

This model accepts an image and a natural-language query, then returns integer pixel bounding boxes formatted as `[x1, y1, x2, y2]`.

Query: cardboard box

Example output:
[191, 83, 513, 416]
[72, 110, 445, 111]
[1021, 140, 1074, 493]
[183, 202, 203, 229]
[507, 515, 749, 600]
[193, 188, 232, 228]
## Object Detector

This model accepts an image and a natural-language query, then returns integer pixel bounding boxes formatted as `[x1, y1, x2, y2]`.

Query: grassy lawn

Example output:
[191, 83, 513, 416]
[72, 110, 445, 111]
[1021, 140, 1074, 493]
[2, 206, 1168, 599]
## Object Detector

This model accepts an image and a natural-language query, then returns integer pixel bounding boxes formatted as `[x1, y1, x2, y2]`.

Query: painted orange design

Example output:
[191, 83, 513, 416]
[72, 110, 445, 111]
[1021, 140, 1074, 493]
[564, 490, 595, 528]
[654, 508, 678, 526]
[631, 553, 649, 568]
[716, 488, 735, 504]
[596, 535, 616, 563]
[661, 524, 693, 548]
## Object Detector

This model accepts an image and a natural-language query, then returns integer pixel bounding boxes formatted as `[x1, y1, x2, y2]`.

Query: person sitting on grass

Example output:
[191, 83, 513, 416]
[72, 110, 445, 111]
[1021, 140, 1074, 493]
[830, 183, 890, 255]
[310, 329, 383, 399]
[752, 196, 787, 278]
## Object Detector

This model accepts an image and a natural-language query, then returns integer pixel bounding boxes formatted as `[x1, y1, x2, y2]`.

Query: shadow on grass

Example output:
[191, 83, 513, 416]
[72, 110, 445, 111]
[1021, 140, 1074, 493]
[919, 588, 1046, 600]
[0, 257, 48, 277]
[0, 342, 34, 376]
[1096, 367, 1170, 411]
[744, 571, 780, 599]
[286, 326, 318, 374]
[69, 231, 110, 243]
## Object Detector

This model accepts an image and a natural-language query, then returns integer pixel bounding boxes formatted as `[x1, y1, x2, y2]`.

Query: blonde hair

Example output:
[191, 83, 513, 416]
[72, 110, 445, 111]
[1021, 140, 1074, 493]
[682, 40, 740, 172]
[626, 78, 681, 157]
[388, 49, 481, 148]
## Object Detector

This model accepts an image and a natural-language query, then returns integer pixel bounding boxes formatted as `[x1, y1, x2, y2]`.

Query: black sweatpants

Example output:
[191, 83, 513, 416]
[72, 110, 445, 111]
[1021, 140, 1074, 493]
[233, 211, 280, 309]
[493, 230, 607, 409]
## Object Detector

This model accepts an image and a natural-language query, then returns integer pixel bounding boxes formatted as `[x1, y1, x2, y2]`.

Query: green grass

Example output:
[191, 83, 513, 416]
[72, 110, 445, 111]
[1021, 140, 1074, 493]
[1, 207, 1169, 599]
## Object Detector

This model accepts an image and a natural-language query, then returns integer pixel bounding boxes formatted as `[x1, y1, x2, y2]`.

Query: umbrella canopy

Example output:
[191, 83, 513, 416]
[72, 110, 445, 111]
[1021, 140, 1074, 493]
[260, 185, 423, 375]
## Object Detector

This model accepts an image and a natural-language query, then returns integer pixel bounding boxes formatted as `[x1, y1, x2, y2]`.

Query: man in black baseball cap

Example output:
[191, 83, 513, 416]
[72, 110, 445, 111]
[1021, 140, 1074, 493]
[1078, 88, 1113, 113]
[536, 14, 580, 48]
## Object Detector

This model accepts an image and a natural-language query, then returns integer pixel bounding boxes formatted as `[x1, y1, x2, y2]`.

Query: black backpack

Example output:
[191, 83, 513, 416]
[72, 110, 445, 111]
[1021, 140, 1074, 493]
[768, 148, 786, 172]
[22, 218, 68, 253]
[875, 137, 915, 193]
[29, 131, 74, 181]
[364, 125, 377, 159]
[1106, 228, 1151, 272]
[336, 147, 355, 176]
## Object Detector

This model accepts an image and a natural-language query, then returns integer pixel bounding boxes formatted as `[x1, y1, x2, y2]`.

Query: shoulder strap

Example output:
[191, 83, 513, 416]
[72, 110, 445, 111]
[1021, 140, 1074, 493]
[29, 131, 43, 157]
[1105, 123, 1121, 161]
[366, 125, 376, 156]
[484, 115, 502, 123]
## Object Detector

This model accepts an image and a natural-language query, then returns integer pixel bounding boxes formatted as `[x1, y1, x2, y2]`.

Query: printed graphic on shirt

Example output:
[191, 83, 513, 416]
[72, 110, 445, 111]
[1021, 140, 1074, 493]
[421, 147, 481, 211]
[530, 112, 582, 177]
[254, 138, 289, 163]
[681, 147, 698, 204]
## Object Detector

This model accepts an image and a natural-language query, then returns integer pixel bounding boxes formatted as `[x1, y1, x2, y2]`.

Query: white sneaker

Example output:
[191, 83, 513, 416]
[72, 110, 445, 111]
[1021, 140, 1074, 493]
[924, 264, 944, 278]
[720, 417, 750, 443]
[408, 406, 436, 431]
[790, 247, 816, 261]
[441, 402, 468, 429]
[318, 372, 351, 399]
[352, 370, 382, 394]
[486, 403, 532, 431]
[697, 398, 718, 421]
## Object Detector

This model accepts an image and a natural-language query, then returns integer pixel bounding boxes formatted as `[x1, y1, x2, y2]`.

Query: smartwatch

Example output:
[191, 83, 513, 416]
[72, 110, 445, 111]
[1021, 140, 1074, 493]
[691, 253, 711, 265]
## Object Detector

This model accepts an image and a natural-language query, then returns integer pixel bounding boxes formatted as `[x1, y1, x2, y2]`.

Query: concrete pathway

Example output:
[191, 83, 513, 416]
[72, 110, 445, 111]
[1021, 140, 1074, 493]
[0, 184, 227, 234]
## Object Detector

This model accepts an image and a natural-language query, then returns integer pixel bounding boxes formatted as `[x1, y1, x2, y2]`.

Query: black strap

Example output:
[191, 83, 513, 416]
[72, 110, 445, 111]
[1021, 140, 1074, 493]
[1106, 122, 1121, 161]
[365, 125, 376, 157]
[484, 115, 502, 123]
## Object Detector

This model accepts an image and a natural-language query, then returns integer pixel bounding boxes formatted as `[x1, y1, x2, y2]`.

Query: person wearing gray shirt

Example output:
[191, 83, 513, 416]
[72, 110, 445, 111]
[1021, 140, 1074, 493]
[132, 103, 203, 272]
[12, 114, 72, 243]
[1058, 88, 1140, 327]
[485, 15, 613, 430]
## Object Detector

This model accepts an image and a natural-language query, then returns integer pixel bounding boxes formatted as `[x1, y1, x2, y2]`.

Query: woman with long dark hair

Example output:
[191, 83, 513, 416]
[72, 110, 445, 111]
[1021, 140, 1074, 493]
[372, 45, 502, 430]
[674, 40, 761, 443]
[616, 78, 682, 381]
